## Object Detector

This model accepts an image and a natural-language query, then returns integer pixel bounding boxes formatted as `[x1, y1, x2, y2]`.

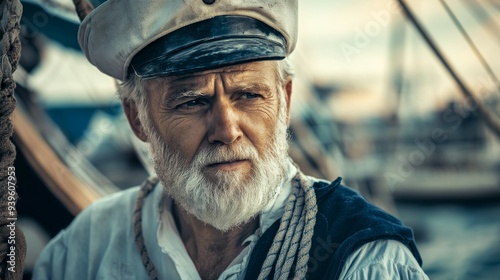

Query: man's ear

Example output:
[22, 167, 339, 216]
[283, 78, 293, 125]
[122, 99, 148, 142]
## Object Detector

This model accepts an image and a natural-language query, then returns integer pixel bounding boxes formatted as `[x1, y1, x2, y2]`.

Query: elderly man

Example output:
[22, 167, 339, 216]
[33, 0, 428, 279]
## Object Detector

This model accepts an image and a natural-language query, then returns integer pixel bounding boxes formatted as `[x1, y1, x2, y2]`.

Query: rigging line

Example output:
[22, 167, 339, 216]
[440, 0, 500, 94]
[465, 0, 500, 44]
[397, 0, 500, 138]
[387, 16, 407, 120]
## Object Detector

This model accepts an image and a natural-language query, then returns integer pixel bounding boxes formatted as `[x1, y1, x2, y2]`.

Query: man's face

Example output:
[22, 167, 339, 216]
[138, 61, 292, 231]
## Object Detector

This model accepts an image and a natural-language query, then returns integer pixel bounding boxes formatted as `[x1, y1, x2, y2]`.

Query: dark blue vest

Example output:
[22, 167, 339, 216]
[244, 178, 422, 279]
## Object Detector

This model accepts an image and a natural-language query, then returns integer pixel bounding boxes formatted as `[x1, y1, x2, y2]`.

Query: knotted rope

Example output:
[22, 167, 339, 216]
[133, 170, 317, 279]
[0, 0, 26, 279]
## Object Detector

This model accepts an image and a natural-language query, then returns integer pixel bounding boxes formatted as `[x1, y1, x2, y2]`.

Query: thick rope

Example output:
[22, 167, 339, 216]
[295, 173, 318, 277]
[133, 169, 317, 280]
[274, 183, 304, 277]
[258, 184, 298, 278]
[133, 177, 160, 280]
[0, 0, 26, 279]
[258, 170, 317, 280]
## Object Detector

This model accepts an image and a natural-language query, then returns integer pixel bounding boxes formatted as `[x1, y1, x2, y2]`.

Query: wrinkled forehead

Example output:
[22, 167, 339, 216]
[145, 60, 280, 93]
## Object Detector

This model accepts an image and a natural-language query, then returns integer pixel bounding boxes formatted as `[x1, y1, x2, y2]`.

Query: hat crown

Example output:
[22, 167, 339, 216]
[78, 0, 298, 80]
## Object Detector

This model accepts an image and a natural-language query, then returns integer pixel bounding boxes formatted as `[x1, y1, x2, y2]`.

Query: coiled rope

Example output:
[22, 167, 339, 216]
[133, 170, 317, 280]
[0, 0, 26, 279]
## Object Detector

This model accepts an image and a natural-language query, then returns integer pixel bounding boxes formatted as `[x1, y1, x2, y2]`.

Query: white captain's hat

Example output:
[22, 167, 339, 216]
[78, 0, 298, 80]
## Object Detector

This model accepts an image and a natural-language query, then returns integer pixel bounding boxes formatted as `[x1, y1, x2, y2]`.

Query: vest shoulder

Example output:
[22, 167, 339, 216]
[312, 178, 371, 211]
[307, 179, 421, 278]
[311, 178, 406, 236]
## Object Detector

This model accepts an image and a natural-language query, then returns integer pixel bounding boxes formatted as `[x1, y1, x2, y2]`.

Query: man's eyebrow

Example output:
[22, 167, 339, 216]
[165, 89, 208, 104]
[232, 83, 272, 93]
[164, 83, 273, 103]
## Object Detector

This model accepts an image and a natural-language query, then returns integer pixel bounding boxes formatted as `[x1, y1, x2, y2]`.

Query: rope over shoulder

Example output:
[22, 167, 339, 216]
[258, 169, 317, 280]
[0, 0, 26, 279]
[133, 176, 160, 280]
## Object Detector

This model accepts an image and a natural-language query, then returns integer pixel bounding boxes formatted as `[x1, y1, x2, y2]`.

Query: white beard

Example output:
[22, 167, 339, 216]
[144, 97, 290, 232]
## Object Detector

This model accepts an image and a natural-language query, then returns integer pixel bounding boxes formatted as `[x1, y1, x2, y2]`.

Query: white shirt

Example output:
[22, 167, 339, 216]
[33, 161, 428, 279]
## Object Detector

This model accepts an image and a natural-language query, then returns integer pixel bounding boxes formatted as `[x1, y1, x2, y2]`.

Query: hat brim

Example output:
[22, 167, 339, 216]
[132, 38, 285, 78]
[129, 16, 287, 79]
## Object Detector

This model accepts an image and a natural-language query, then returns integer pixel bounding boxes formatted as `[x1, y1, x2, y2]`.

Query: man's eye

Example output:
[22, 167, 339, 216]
[244, 93, 260, 99]
[178, 99, 205, 109]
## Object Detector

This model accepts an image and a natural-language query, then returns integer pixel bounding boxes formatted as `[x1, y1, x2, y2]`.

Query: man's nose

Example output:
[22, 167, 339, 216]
[207, 101, 242, 145]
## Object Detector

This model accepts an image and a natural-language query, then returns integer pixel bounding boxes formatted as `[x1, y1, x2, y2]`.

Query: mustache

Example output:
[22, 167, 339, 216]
[192, 144, 259, 167]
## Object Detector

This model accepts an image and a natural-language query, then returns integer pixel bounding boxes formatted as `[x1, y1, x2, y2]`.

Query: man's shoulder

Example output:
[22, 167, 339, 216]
[83, 186, 141, 218]
[61, 186, 141, 241]
[311, 177, 380, 217]
[310, 177, 415, 246]
[310, 177, 400, 225]
[33, 186, 149, 279]
[306, 177, 422, 278]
